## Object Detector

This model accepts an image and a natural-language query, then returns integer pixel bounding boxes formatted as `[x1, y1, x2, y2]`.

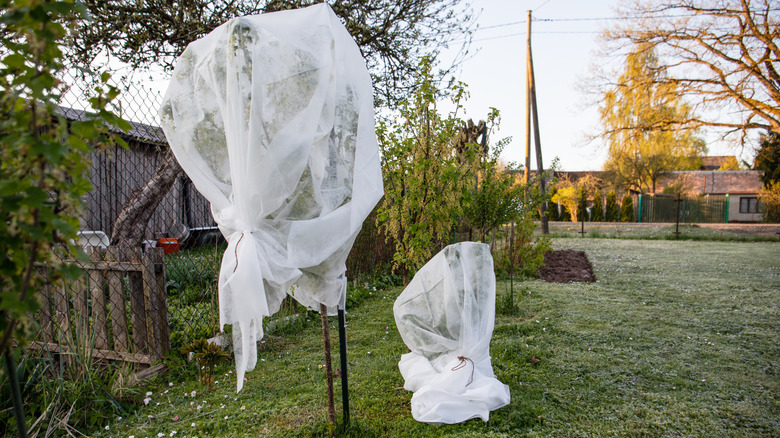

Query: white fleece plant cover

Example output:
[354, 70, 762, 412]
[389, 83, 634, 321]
[160, 3, 383, 392]
[394, 242, 510, 424]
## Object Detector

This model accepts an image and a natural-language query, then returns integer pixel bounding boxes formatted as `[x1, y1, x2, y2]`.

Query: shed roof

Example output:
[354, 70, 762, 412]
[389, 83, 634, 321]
[57, 106, 167, 146]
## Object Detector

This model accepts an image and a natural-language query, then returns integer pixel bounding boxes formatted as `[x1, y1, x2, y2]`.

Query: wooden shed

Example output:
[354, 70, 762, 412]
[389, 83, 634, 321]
[59, 107, 217, 243]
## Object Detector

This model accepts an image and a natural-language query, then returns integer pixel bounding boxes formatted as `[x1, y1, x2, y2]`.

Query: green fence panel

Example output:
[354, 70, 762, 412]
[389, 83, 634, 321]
[640, 195, 728, 223]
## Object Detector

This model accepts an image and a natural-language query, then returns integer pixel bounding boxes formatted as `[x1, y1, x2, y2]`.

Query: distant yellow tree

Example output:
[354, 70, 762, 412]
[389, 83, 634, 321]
[717, 157, 744, 171]
[551, 185, 581, 223]
[600, 44, 706, 193]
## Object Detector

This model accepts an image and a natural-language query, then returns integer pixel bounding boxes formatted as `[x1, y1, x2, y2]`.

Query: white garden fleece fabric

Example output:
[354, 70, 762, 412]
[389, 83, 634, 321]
[394, 242, 511, 424]
[160, 4, 383, 392]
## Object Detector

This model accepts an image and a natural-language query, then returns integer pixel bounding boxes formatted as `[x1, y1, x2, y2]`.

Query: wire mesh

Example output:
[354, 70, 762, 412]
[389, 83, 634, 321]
[52, 70, 395, 359]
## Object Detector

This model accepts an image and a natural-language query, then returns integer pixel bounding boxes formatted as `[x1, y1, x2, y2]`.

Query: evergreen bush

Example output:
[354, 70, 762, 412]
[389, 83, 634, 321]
[620, 193, 634, 222]
[605, 190, 619, 222]
[592, 191, 604, 221]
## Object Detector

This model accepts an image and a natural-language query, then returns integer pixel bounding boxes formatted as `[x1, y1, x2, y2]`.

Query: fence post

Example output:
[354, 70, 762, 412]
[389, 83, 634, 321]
[675, 194, 681, 240]
[637, 194, 643, 223]
[725, 194, 730, 223]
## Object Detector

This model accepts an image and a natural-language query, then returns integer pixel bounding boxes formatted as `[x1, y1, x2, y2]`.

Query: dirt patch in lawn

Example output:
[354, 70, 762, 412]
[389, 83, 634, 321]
[539, 250, 596, 283]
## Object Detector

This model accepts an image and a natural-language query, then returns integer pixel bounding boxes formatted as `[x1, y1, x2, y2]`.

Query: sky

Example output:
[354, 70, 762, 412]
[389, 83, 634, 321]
[443, 0, 754, 172]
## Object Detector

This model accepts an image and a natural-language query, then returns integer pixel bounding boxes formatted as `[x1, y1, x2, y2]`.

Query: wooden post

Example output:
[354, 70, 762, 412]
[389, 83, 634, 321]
[147, 248, 169, 355]
[71, 267, 89, 340]
[320, 303, 336, 425]
[141, 250, 160, 359]
[87, 247, 109, 350]
[527, 9, 549, 234]
[524, 11, 532, 185]
[106, 247, 130, 352]
[126, 247, 149, 355]
[509, 222, 515, 307]
[53, 282, 72, 346]
[150, 247, 170, 355]
[38, 268, 54, 344]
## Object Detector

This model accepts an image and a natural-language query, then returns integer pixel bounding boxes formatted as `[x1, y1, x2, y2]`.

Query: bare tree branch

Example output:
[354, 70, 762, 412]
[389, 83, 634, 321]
[599, 0, 780, 141]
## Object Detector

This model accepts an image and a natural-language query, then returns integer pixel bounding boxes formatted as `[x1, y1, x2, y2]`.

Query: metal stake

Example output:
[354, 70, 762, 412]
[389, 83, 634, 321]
[4, 350, 28, 438]
[319, 303, 336, 425]
[675, 194, 682, 240]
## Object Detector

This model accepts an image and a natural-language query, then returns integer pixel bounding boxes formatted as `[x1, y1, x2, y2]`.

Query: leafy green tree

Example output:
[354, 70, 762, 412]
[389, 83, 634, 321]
[75, 0, 476, 247]
[605, 190, 619, 222]
[592, 191, 604, 222]
[0, 0, 128, 359]
[73, 0, 474, 108]
[377, 59, 478, 284]
[576, 186, 588, 222]
[620, 193, 634, 222]
[755, 131, 780, 186]
[461, 114, 521, 242]
[600, 44, 706, 193]
[509, 212, 551, 278]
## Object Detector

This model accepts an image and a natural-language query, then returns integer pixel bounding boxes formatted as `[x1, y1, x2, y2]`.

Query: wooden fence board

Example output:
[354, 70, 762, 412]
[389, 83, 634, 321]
[124, 247, 148, 355]
[38, 272, 54, 344]
[53, 283, 71, 345]
[87, 247, 109, 350]
[141, 251, 161, 360]
[152, 248, 170, 353]
[107, 247, 130, 352]
[71, 273, 89, 337]
[33, 245, 168, 369]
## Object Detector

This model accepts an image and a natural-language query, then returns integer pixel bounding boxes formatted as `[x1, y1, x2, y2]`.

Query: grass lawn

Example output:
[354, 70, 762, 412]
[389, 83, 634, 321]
[93, 238, 779, 437]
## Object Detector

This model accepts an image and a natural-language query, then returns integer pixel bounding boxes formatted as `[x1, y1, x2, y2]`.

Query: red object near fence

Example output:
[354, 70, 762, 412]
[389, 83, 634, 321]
[157, 238, 180, 254]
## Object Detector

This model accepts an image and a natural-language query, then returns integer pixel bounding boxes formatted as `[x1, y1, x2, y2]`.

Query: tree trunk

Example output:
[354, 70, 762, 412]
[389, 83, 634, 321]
[111, 148, 183, 248]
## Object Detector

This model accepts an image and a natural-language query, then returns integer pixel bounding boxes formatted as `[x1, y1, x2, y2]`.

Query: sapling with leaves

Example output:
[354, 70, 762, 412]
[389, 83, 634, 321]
[377, 58, 481, 284]
[0, 2, 128, 436]
[0, 0, 129, 360]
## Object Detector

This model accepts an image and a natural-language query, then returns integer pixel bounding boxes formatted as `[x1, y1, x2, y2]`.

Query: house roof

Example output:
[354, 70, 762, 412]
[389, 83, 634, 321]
[700, 156, 737, 170]
[659, 170, 763, 195]
[57, 106, 167, 146]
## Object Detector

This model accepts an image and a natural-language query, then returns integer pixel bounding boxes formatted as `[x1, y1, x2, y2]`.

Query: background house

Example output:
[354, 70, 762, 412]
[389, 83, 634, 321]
[655, 170, 764, 222]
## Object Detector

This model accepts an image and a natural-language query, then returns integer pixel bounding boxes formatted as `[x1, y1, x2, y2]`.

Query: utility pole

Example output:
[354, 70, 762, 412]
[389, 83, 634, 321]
[524, 11, 532, 184]
[526, 10, 549, 234]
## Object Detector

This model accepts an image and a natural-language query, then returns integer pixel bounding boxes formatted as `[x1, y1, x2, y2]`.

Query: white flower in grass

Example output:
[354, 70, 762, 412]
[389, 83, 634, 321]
[105, 426, 110, 431]
[158, 433, 165, 438]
